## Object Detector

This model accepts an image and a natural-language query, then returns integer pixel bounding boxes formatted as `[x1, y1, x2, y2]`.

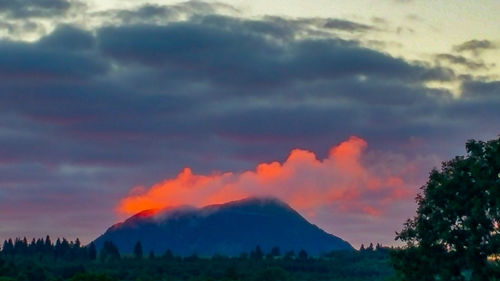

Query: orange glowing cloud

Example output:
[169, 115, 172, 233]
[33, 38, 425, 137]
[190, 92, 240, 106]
[117, 136, 412, 217]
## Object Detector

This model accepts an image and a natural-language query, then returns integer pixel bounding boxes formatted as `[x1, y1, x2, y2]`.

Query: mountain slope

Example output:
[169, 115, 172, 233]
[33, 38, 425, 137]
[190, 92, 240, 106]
[94, 197, 353, 256]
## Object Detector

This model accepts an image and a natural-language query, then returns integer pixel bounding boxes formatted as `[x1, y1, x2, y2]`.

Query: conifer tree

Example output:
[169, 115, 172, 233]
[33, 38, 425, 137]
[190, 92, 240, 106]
[88, 242, 97, 260]
[133, 241, 143, 259]
[298, 249, 308, 260]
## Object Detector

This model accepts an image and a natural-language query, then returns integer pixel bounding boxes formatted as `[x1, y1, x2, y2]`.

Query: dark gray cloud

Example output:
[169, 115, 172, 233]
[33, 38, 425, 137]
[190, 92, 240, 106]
[324, 19, 373, 32]
[434, 53, 488, 70]
[0, 0, 72, 18]
[38, 24, 95, 50]
[461, 79, 500, 99]
[453, 39, 497, 55]
[0, 40, 107, 79]
[97, 20, 454, 88]
[98, 1, 238, 25]
[0, 4, 498, 245]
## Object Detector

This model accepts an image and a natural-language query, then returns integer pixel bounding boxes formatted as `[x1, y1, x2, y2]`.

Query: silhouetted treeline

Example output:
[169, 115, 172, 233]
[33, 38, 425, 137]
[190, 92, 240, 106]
[0, 237, 393, 281]
[1, 236, 95, 262]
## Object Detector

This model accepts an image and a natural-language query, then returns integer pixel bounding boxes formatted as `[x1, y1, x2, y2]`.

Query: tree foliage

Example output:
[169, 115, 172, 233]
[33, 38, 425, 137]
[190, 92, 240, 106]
[100, 241, 120, 261]
[393, 137, 500, 281]
[133, 241, 143, 259]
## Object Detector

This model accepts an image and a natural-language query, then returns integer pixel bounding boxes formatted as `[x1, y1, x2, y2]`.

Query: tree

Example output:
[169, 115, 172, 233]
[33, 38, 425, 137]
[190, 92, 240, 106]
[284, 250, 295, 260]
[270, 246, 281, 258]
[298, 249, 308, 260]
[133, 241, 143, 259]
[2, 240, 13, 255]
[100, 241, 120, 261]
[251, 246, 263, 260]
[163, 249, 174, 260]
[88, 242, 97, 260]
[44, 235, 52, 253]
[392, 137, 500, 281]
[256, 267, 290, 281]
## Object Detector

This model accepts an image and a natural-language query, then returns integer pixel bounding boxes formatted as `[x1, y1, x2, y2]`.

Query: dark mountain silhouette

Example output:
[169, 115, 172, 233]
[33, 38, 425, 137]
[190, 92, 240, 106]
[93, 197, 353, 256]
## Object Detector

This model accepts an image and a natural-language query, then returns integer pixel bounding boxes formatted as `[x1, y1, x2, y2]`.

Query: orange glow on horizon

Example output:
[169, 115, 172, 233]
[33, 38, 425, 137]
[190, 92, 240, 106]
[117, 136, 412, 218]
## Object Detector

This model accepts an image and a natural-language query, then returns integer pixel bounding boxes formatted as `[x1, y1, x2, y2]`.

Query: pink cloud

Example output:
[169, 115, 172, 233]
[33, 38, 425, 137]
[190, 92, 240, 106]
[117, 136, 414, 220]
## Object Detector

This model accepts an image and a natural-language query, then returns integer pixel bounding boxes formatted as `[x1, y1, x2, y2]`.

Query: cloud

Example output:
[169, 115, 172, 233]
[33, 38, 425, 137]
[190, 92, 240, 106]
[96, 1, 239, 26]
[118, 136, 413, 218]
[97, 20, 454, 88]
[0, 0, 72, 18]
[323, 19, 373, 32]
[453, 39, 497, 55]
[461, 80, 500, 99]
[0, 43, 106, 79]
[0, 25, 106, 80]
[38, 24, 95, 50]
[434, 53, 488, 70]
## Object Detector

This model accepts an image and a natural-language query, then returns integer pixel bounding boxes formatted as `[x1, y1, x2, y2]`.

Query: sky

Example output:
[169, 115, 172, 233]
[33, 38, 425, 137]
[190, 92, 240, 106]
[0, 0, 499, 248]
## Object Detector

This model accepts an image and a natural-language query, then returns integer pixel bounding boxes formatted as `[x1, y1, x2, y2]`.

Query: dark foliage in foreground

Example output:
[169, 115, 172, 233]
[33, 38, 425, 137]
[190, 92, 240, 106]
[0, 237, 392, 281]
[392, 137, 500, 281]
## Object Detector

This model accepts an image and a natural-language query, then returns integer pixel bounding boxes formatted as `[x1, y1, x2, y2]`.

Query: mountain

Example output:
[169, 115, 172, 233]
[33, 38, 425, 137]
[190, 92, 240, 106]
[93, 197, 353, 256]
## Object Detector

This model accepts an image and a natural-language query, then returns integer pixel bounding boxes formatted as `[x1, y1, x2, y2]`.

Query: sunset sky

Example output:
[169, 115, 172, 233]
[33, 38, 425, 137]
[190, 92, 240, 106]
[0, 0, 499, 248]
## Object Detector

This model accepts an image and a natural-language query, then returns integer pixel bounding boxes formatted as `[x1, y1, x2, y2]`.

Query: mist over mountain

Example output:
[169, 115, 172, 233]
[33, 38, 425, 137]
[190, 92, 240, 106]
[94, 197, 353, 256]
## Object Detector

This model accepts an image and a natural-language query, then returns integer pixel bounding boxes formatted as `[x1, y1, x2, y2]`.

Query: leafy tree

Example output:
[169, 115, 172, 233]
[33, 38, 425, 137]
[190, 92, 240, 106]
[133, 241, 143, 259]
[393, 137, 500, 281]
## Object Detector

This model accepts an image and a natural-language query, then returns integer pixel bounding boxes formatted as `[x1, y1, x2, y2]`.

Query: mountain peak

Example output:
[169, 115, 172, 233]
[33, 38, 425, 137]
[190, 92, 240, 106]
[202, 196, 292, 211]
[95, 197, 353, 256]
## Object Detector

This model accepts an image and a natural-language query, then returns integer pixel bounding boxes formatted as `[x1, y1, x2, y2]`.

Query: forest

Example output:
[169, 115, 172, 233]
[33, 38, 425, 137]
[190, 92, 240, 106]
[0, 237, 392, 281]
